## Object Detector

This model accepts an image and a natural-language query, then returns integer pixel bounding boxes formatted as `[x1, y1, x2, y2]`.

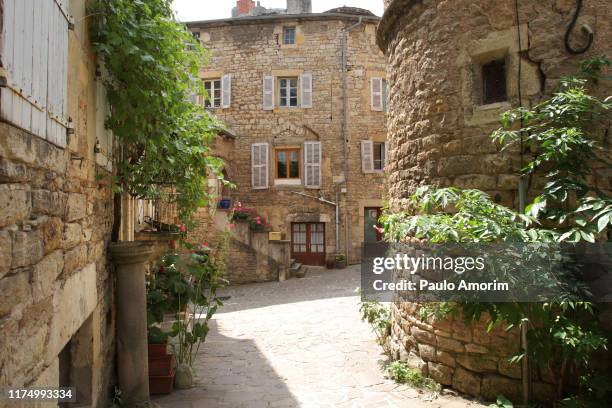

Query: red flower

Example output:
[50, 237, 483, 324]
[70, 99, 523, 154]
[179, 224, 187, 233]
[159, 265, 165, 274]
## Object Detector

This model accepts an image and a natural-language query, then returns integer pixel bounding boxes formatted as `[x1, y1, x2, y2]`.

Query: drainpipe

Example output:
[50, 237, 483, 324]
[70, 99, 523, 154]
[341, 16, 363, 261]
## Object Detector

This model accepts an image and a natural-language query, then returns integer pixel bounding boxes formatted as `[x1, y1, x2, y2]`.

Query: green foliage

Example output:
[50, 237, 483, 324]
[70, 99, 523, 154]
[489, 395, 514, 408]
[386, 361, 441, 391]
[492, 56, 612, 242]
[89, 0, 226, 221]
[146, 237, 227, 366]
[381, 186, 558, 243]
[359, 297, 391, 355]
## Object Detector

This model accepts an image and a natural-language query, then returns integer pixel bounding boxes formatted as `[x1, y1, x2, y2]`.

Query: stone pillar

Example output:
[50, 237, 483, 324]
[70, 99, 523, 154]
[109, 242, 154, 407]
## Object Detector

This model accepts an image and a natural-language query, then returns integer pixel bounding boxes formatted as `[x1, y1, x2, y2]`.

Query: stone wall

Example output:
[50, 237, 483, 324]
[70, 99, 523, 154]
[0, 1, 116, 406]
[225, 221, 290, 284]
[389, 303, 557, 402]
[188, 11, 387, 266]
[378, 0, 611, 402]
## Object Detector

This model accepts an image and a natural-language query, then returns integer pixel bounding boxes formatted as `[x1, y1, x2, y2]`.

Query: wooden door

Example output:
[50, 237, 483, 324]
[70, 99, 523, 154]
[291, 223, 326, 266]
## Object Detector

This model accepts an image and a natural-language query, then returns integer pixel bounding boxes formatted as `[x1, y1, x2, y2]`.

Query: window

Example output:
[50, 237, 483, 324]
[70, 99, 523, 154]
[482, 60, 507, 104]
[279, 77, 298, 107]
[361, 140, 386, 173]
[283, 27, 296, 45]
[204, 79, 222, 108]
[373, 142, 386, 171]
[276, 148, 300, 179]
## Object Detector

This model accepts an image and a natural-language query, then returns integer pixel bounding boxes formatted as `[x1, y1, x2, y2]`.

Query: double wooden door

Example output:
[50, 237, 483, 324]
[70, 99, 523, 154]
[291, 223, 325, 266]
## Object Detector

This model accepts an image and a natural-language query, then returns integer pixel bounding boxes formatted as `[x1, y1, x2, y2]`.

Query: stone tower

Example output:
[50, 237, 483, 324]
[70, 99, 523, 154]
[376, 0, 612, 403]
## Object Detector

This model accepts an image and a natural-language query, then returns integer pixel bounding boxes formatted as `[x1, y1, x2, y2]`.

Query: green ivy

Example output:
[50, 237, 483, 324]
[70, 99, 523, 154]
[89, 0, 226, 222]
[493, 57, 612, 242]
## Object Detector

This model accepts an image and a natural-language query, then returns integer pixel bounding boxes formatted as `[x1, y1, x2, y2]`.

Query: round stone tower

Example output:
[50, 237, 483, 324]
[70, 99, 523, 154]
[378, 0, 611, 213]
[376, 0, 611, 402]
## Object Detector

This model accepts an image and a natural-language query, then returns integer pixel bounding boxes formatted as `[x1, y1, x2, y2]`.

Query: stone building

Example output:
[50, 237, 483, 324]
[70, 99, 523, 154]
[0, 1, 117, 405]
[377, 0, 611, 402]
[187, 0, 388, 279]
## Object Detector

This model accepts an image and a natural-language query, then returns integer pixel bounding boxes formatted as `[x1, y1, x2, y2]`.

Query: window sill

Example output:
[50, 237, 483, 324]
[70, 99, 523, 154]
[474, 101, 511, 112]
[274, 179, 302, 186]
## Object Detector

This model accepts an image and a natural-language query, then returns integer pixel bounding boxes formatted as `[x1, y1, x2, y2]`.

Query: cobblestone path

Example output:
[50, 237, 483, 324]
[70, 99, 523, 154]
[154, 266, 486, 408]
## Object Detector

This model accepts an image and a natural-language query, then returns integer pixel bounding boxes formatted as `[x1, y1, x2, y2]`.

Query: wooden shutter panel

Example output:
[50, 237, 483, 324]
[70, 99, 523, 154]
[304, 141, 322, 188]
[383, 142, 388, 170]
[300, 73, 312, 108]
[361, 140, 374, 173]
[221, 74, 231, 108]
[1, 0, 68, 146]
[252, 143, 269, 189]
[371, 78, 383, 112]
[263, 75, 274, 110]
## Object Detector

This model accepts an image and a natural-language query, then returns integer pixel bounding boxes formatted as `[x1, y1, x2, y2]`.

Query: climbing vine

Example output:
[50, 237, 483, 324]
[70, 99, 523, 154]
[89, 0, 225, 226]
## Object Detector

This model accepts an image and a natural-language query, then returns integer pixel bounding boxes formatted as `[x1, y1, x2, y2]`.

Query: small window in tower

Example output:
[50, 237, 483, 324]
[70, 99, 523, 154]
[482, 59, 507, 105]
[283, 27, 296, 45]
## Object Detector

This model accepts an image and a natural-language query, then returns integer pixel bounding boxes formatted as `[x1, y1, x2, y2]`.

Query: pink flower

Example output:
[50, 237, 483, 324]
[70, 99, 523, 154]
[229, 223, 235, 229]
[179, 224, 187, 233]
[256, 220, 261, 225]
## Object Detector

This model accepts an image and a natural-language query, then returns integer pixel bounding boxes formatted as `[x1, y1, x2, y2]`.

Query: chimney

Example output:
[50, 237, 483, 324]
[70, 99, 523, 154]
[286, 0, 312, 14]
[236, 0, 255, 16]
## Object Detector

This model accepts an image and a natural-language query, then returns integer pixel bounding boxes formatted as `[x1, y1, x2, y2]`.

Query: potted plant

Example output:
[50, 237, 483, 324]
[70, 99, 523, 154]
[150, 237, 226, 390]
[334, 253, 347, 269]
[146, 261, 183, 395]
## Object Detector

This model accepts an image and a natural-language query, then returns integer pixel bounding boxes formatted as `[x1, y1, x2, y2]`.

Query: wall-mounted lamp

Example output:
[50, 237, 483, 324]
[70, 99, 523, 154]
[94, 139, 101, 154]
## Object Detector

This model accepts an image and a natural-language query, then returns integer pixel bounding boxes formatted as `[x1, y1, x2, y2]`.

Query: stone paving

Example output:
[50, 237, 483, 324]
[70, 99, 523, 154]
[154, 266, 487, 408]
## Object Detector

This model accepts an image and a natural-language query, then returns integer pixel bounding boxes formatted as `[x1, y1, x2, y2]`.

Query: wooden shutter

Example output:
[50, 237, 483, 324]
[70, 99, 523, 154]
[251, 143, 269, 189]
[263, 75, 274, 110]
[371, 78, 383, 111]
[300, 73, 312, 108]
[221, 74, 232, 108]
[304, 141, 322, 188]
[1, 0, 69, 147]
[383, 142, 388, 170]
[361, 140, 374, 173]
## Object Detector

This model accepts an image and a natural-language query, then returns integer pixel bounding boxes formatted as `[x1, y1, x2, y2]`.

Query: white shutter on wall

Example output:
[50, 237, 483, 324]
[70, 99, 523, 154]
[383, 142, 388, 170]
[371, 78, 383, 112]
[300, 73, 312, 108]
[263, 75, 274, 110]
[0, 0, 69, 147]
[251, 143, 269, 189]
[361, 140, 374, 173]
[221, 74, 232, 108]
[304, 141, 322, 188]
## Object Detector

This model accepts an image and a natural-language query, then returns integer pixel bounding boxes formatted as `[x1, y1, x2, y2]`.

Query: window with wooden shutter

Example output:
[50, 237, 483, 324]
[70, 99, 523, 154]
[263, 75, 275, 110]
[370, 78, 383, 112]
[1, 0, 71, 147]
[252, 143, 269, 189]
[301, 73, 312, 108]
[304, 141, 322, 188]
[361, 140, 374, 173]
[221, 74, 232, 108]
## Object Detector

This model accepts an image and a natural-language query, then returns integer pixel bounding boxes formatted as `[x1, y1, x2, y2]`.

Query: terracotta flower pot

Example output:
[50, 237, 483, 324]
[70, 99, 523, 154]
[148, 343, 168, 358]
[149, 354, 176, 377]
